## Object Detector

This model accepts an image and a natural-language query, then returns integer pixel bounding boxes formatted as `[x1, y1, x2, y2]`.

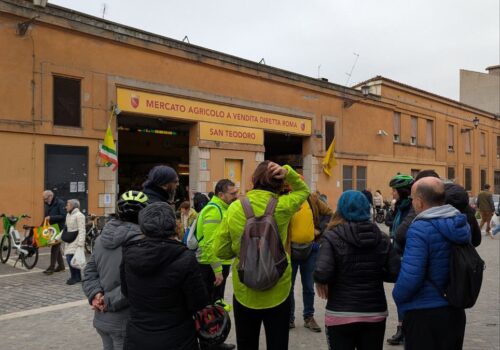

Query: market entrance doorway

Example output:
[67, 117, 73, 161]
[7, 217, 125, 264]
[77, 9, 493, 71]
[117, 115, 191, 206]
[264, 132, 304, 172]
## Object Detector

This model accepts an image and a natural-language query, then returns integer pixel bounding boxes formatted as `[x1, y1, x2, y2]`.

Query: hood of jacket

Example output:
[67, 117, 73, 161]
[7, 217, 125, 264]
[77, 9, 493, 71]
[330, 221, 382, 248]
[123, 238, 187, 275]
[99, 218, 143, 249]
[444, 183, 469, 213]
[414, 204, 470, 244]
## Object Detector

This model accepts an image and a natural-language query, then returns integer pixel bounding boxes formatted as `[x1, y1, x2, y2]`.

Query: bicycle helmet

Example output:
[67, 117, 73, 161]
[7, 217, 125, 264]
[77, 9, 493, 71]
[195, 305, 231, 346]
[116, 190, 149, 222]
[389, 174, 414, 189]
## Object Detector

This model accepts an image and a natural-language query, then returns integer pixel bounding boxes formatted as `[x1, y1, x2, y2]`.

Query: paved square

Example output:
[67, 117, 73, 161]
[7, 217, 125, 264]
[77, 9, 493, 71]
[0, 234, 498, 349]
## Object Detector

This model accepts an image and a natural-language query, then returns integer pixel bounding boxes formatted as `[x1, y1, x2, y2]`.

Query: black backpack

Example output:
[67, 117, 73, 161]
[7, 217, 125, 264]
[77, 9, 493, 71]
[429, 238, 485, 309]
[237, 196, 288, 291]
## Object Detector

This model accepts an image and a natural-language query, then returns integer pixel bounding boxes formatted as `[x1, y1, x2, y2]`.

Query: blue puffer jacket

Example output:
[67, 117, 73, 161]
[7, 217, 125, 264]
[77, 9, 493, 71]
[393, 204, 471, 315]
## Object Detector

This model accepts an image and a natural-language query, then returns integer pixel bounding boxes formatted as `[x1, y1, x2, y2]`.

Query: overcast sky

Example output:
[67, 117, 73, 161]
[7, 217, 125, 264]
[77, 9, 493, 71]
[51, 0, 499, 100]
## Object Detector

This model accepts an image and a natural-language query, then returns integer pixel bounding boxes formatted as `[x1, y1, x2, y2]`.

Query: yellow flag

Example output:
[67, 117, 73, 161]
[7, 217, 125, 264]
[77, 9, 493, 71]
[322, 138, 337, 176]
[98, 108, 118, 171]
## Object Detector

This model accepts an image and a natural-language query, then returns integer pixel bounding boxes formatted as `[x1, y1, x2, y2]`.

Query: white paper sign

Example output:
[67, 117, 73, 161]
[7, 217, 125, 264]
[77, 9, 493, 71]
[70, 182, 77, 193]
[78, 182, 85, 192]
[104, 193, 112, 205]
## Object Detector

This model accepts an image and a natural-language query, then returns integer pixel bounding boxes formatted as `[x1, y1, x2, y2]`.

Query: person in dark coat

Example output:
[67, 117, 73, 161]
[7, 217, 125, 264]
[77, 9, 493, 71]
[121, 202, 210, 350]
[394, 171, 481, 250]
[444, 183, 481, 247]
[82, 190, 148, 350]
[193, 192, 210, 213]
[43, 190, 66, 274]
[314, 190, 400, 350]
[142, 165, 179, 205]
[393, 177, 470, 350]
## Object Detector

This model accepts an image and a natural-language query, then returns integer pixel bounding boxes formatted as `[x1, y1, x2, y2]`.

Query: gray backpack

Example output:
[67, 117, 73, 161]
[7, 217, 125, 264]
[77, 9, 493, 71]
[238, 196, 288, 291]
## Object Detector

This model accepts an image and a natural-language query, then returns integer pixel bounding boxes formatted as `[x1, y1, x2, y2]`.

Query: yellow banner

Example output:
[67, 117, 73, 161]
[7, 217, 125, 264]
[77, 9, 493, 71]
[117, 88, 311, 135]
[199, 122, 263, 145]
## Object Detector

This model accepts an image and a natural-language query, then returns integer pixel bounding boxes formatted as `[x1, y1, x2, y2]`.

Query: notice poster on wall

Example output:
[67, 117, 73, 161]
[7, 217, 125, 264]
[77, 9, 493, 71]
[225, 159, 242, 189]
[77, 182, 85, 192]
[70, 182, 78, 193]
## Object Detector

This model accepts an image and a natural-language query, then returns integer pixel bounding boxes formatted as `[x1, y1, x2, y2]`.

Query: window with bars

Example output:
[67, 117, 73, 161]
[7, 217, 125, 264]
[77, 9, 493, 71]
[53, 76, 81, 127]
[497, 136, 500, 159]
[426, 120, 433, 148]
[464, 132, 471, 154]
[480, 132, 486, 156]
[410, 116, 418, 145]
[464, 168, 472, 191]
[393, 112, 401, 143]
[448, 125, 455, 152]
[325, 121, 335, 150]
[480, 169, 487, 190]
[356, 166, 367, 190]
[343, 165, 353, 191]
[447, 167, 455, 182]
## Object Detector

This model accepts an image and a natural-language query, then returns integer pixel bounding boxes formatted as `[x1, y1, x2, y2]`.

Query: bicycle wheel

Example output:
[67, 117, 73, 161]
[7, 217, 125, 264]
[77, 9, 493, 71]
[84, 227, 93, 254]
[0, 234, 11, 263]
[89, 228, 99, 254]
[21, 245, 39, 269]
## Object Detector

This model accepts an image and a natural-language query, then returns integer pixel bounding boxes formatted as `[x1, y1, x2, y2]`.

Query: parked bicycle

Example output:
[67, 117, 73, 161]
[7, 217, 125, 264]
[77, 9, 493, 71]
[85, 214, 100, 254]
[0, 213, 39, 269]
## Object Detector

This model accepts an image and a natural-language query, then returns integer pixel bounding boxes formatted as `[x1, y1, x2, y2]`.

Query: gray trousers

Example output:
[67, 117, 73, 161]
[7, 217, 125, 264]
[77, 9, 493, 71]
[96, 328, 125, 350]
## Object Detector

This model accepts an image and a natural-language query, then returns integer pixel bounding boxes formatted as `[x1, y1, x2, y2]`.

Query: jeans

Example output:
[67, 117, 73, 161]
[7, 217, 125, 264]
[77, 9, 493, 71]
[326, 320, 386, 350]
[65, 254, 81, 281]
[290, 249, 317, 321]
[96, 328, 125, 350]
[233, 294, 290, 350]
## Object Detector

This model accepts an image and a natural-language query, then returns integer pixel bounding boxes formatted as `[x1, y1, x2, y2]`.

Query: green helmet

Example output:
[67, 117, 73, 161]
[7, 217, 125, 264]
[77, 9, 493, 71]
[389, 174, 414, 189]
[117, 190, 149, 221]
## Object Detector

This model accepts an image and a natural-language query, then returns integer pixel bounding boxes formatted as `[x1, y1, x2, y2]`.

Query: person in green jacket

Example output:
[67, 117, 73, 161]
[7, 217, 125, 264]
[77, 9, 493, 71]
[196, 179, 238, 350]
[214, 161, 309, 350]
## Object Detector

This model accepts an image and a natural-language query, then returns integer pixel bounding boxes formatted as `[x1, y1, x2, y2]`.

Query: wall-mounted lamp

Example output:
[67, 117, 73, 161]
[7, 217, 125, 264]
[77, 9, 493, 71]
[460, 116, 480, 133]
[313, 129, 323, 138]
[343, 85, 371, 109]
[376, 129, 388, 136]
[17, 16, 38, 36]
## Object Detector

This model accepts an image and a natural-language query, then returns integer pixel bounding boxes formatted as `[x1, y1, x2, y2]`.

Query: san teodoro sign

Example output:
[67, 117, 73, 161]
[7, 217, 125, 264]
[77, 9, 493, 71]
[199, 122, 264, 145]
[116, 88, 312, 136]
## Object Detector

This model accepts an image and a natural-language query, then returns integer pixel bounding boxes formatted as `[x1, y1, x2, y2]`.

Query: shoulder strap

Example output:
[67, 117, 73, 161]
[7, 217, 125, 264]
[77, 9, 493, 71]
[264, 196, 278, 216]
[240, 197, 255, 219]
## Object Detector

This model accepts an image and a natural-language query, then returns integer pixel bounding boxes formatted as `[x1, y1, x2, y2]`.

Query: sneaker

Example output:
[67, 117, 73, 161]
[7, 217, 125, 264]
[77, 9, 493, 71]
[304, 317, 322, 332]
[66, 279, 77, 285]
[54, 266, 66, 272]
[289, 320, 295, 329]
[43, 268, 54, 275]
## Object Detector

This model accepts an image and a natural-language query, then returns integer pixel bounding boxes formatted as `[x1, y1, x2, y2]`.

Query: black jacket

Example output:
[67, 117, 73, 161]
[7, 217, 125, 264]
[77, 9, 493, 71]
[314, 221, 400, 313]
[44, 196, 66, 228]
[142, 184, 172, 204]
[394, 184, 482, 251]
[444, 183, 481, 247]
[121, 238, 209, 350]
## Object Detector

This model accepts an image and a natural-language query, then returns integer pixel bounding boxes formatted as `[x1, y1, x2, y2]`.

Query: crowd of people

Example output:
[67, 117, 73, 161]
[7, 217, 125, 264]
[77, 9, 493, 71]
[38, 161, 494, 350]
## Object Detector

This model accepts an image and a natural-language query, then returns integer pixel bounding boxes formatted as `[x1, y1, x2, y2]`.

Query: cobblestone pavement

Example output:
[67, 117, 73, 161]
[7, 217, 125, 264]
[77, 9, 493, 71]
[0, 232, 498, 349]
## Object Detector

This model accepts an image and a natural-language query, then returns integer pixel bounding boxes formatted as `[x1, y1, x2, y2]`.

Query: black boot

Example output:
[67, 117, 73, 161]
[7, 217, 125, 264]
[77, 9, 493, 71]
[387, 326, 404, 345]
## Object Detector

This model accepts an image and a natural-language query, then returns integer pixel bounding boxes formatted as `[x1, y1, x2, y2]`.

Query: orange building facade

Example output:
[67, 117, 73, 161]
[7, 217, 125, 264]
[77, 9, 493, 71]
[1, 0, 499, 226]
